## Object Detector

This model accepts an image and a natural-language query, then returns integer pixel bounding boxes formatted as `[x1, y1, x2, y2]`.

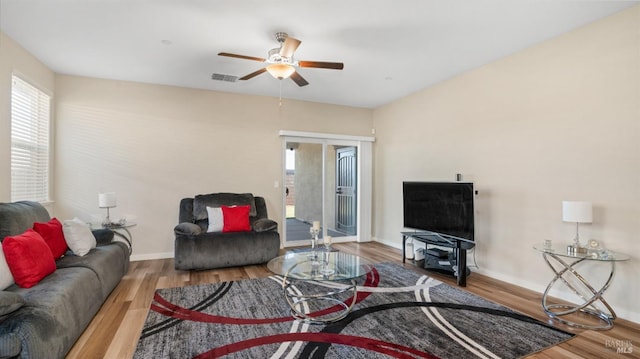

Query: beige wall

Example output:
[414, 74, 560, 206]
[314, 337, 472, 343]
[53, 75, 373, 259]
[372, 6, 640, 322]
[0, 32, 55, 201]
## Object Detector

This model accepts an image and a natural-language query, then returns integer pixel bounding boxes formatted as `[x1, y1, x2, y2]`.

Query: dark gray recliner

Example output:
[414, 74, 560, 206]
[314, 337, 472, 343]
[173, 193, 280, 270]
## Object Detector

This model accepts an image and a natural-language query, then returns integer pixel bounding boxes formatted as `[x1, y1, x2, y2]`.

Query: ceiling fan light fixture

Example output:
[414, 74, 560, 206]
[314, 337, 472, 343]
[266, 63, 295, 79]
[219, 32, 343, 87]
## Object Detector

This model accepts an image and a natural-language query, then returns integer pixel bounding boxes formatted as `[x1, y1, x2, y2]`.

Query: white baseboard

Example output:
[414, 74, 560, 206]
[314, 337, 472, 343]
[131, 252, 174, 262]
[373, 236, 401, 250]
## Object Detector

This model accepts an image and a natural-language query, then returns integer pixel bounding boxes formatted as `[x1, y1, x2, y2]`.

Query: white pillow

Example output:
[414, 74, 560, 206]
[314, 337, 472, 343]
[206, 207, 224, 232]
[0, 247, 15, 290]
[62, 217, 96, 256]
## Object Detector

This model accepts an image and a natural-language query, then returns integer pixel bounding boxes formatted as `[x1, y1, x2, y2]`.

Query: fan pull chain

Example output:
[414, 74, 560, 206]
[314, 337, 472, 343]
[279, 80, 283, 107]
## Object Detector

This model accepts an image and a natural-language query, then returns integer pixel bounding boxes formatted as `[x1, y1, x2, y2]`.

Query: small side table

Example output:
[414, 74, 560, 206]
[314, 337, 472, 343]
[103, 223, 135, 254]
[533, 243, 629, 330]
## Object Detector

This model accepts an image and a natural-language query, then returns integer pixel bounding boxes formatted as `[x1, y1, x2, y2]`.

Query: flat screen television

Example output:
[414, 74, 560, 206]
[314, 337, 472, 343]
[403, 181, 475, 242]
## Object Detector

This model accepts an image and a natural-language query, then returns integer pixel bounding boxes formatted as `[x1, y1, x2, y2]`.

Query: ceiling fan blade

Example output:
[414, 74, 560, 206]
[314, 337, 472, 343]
[218, 52, 266, 62]
[290, 71, 309, 87]
[298, 60, 344, 70]
[239, 68, 267, 80]
[279, 37, 301, 58]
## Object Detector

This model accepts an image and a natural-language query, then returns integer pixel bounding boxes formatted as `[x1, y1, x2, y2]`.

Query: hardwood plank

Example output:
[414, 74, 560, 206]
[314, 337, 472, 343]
[67, 242, 640, 358]
[130, 272, 160, 310]
[66, 301, 130, 359]
[103, 308, 148, 359]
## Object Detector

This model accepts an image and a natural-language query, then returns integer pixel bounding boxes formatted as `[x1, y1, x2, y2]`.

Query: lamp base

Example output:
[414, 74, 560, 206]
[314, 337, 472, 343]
[567, 244, 587, 255]
[102, 207, 113, 226]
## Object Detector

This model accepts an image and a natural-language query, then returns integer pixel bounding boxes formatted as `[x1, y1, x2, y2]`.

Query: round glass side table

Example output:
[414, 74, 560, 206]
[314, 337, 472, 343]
[533, 243, 629, 330]
[103, 222, 136, 254]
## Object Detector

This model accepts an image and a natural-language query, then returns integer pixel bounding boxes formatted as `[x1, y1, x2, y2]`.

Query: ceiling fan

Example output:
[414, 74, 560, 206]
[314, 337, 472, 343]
[218, 32, 344, 87]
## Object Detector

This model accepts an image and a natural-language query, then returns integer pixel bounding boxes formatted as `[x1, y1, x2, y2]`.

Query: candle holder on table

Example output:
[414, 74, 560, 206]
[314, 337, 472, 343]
[309, 226, 320, 262]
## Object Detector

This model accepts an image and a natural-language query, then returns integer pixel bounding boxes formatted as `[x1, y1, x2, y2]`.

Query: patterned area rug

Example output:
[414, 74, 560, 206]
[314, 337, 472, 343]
[134, 262, 574, 358]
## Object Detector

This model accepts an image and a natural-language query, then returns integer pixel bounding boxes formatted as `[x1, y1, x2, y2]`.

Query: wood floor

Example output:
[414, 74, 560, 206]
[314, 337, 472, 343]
[67, 242, 639, 358]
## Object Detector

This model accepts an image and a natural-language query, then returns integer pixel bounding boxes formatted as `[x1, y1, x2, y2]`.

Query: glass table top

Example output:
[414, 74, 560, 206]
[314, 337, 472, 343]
[267, 251, 374, 280]
[533, 243, 630, 261]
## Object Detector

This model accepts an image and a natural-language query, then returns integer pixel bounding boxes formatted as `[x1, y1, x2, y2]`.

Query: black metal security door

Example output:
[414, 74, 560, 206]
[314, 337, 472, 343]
[335, 147, 357, 235]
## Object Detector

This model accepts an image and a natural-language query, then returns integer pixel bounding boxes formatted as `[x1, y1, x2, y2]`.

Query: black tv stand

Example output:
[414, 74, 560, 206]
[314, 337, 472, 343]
[402, 231, 475, 287]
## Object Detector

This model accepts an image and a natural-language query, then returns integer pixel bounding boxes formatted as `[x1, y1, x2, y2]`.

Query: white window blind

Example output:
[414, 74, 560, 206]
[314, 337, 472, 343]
[10, 75, 51, 202]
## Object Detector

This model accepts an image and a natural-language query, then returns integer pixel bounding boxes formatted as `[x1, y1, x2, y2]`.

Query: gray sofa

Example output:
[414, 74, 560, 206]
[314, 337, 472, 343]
[0, 201, 130, 359]
[174, 193, 280, 270]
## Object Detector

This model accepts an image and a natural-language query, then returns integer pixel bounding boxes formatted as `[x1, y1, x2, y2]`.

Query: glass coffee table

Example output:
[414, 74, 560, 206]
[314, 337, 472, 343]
[267, 250, 374, 324]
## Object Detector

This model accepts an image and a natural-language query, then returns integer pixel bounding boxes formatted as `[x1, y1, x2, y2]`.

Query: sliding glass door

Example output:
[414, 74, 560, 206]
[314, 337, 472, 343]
[281, 131, 373, 248]
[284, 142, 324, 244]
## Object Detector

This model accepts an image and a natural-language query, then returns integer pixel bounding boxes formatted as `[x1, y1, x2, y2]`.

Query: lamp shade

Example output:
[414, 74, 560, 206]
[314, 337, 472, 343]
[98, 192, 117, 208]
[562, 201, 592, 223]
[266, 64, 295, 79]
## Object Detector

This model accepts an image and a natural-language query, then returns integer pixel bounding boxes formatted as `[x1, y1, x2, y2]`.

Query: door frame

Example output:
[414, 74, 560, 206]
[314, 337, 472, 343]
[279, 131, 374, 248]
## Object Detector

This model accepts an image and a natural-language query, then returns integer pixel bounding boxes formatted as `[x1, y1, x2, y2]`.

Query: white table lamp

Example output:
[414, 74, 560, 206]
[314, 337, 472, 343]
[99, 192, 117, 225]
[562, 200, 592, 250]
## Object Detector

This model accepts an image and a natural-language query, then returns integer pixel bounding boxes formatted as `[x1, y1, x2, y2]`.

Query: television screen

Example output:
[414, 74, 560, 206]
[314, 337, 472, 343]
[403, 182, 474, 241]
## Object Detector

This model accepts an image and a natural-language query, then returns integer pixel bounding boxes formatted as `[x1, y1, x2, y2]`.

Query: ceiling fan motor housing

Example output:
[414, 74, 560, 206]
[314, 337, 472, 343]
[268, 48, 289, 64]
[274, 32, 288, 44]
[269, 32, 294, 64]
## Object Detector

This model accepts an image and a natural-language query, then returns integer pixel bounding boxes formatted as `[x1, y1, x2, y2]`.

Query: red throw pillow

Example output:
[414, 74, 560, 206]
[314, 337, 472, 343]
[221, 205, 251, 232]
[33, 217, 68, 259]
[2, 229, 56, 288]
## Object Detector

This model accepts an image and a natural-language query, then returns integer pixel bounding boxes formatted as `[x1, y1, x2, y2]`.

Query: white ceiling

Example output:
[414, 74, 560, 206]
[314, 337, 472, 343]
[1, 1, 636, 109]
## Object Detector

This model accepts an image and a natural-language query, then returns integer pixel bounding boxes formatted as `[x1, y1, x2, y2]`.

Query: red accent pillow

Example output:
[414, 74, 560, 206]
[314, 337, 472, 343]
[2, 229, 56, 288]
[33, 218, 68, 259]
[221, 205, 251, 232]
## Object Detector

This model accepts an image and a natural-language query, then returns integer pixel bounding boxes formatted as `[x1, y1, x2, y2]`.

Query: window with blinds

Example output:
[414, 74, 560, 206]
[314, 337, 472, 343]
[10, 75, 51, 202]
